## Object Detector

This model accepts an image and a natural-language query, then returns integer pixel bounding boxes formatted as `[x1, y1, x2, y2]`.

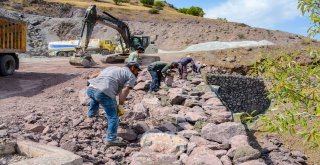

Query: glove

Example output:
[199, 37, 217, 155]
[117, 105, 125, 117]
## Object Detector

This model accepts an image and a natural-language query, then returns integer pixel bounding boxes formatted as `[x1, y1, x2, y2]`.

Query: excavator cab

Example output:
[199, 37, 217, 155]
[131, 36, 158, 54]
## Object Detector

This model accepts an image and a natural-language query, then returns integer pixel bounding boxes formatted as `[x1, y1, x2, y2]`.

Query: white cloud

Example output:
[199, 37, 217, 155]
[205, 0, 302, 28]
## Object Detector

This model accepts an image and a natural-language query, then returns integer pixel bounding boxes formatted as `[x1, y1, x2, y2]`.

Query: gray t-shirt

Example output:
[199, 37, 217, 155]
[88, 66, 136, 99]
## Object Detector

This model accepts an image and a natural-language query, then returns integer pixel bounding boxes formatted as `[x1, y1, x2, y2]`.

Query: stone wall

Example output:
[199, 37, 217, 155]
[206, 73, 270, 115]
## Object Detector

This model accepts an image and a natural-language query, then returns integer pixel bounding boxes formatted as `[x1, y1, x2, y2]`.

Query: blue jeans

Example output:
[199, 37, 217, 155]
[148, 68, 162, 92]
[87, 88, 118, 142]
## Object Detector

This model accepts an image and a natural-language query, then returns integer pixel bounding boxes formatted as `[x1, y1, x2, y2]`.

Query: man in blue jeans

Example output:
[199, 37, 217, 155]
[86, 62, 141, 146]
[147, 61, 178, 93]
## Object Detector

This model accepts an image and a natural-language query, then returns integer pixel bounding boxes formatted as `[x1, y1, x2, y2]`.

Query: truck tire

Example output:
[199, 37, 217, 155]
[67, 51, 75, 57]
[57, 51, 68, 57]
[0, 55, 16, 76]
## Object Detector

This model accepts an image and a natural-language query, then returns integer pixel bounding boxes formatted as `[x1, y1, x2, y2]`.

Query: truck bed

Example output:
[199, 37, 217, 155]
[0, 16, 27, 53]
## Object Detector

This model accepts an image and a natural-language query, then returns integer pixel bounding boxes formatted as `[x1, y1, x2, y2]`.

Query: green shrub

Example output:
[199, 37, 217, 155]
[177, 6, 205, 17]
[177, 8, 188, 14]
[251, 49, 320, 148]
[149, 7, 159, 14]
[187, 6, 205, 17]
[140, 0, 154, 7]
[154, 1, 165, 7]
[113, 0, 121, 5]
[217, 17, 228, 22]
[237, 34, 245, 39]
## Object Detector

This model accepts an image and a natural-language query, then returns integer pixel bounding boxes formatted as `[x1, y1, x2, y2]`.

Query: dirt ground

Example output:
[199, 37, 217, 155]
[0, 54, 173, 119]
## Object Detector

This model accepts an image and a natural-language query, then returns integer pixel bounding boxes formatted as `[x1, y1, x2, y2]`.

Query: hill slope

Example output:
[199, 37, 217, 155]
[0, 0, 309, 52]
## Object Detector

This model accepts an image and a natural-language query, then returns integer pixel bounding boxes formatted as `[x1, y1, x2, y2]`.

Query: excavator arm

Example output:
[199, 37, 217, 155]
[70, 5, 132, 67]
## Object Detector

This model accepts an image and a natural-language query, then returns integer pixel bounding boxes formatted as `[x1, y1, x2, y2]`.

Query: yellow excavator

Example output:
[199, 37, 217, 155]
[69, 5, 159, 67]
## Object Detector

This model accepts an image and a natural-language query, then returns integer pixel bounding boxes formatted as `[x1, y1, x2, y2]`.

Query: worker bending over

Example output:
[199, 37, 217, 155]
[86, 62, 141, 146]
[148, 61, 178, 93]
[178, 56, 196, 79]
[127, 46, 144, 63]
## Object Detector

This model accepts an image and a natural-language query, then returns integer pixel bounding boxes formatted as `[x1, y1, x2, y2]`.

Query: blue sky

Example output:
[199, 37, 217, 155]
[165, 0, 319, 40]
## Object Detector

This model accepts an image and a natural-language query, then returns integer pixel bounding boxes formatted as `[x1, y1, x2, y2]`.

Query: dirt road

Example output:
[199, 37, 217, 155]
[0, 57, 114, 118]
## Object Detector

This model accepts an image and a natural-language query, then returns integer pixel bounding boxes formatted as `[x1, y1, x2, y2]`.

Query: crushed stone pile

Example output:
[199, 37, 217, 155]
[0, 68, 307, 165]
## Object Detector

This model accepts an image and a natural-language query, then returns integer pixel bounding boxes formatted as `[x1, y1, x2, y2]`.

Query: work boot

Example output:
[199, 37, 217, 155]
[106, 138, 127, 147]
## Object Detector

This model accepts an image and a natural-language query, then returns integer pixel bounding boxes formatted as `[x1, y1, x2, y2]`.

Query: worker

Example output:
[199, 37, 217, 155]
[86, 62, 141, 146]
[194, 61, 205, 74]
[148, 61, 179, 93]
[127, 46, 144, 63]
[178, 56, 196, 79]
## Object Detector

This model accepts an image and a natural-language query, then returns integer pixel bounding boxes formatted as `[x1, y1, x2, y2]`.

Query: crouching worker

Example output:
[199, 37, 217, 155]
[147, 61, 179, 93]
[86, 62, 141, 146]
[127, 46, 144, 63]
[178, 56, 196, 79]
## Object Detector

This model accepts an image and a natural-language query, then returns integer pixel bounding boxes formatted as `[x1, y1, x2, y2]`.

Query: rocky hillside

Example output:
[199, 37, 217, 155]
[0, 0, 309, 56]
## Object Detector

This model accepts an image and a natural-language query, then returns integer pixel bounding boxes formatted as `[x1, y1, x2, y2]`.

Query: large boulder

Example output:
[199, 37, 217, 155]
[201, 122, 246, 144]
[133, 82, 149, 90]
[168, 88, 188, 105]
[229, 135, 250, 148]
[132, 103, 148, 120]
[205, 97, 223, 106]
[185, 112, 207, 124]
[233, 146, 261, 164]
[207, 109, 232, 124]
[142, 96, 161, 110]
[149, 106, 173, 118]
[133, 121, 150, 134]
[118, 128, 137, 141]
[185, 146, 223, 165]
[189, 135, 220, 146]
[184, 99, 201, 108]
[201, 92, 216, 100]
[130, 151, 179, 165]
[140, 133, 188, 154]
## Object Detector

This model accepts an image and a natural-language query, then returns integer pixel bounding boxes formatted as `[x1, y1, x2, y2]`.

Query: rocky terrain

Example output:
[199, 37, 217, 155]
[0, 62, 309, 164]
[0, 0, 318, 164]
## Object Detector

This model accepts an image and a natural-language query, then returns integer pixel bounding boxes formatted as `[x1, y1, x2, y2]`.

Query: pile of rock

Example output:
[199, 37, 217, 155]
[206, 73, 270, 115]
[0, 69, 307, 165]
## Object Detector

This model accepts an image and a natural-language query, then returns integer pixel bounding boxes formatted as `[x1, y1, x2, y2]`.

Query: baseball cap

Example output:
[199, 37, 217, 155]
[126, 61, 142, 71]
[136, 46, 144, 51]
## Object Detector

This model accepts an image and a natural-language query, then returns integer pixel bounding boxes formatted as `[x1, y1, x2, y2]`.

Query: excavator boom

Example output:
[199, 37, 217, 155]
[69, 5, 158, 67]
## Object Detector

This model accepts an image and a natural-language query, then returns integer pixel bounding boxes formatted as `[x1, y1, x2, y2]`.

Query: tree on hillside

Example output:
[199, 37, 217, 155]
[140, 0, 154, 7]
[298, 0, 320, 37]
[177, 6, 205, 17]
[187, 6, 205, 17]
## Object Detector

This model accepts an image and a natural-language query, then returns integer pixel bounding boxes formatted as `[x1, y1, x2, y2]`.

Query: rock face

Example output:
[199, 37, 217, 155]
[186, 146, 223, 165]
[201, 122, 246, 144]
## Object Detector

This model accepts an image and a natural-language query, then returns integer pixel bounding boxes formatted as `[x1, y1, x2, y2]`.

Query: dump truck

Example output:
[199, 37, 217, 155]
[48, 39, 116, 57]
[0, 16, 27, 76]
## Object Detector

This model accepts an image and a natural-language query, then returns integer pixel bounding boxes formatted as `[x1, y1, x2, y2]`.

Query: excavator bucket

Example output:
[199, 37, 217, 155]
[69, 56, 97, 68]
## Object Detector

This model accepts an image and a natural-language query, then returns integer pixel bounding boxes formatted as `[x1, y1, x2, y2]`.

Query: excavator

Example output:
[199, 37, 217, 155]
[69, 5, 159, 67]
